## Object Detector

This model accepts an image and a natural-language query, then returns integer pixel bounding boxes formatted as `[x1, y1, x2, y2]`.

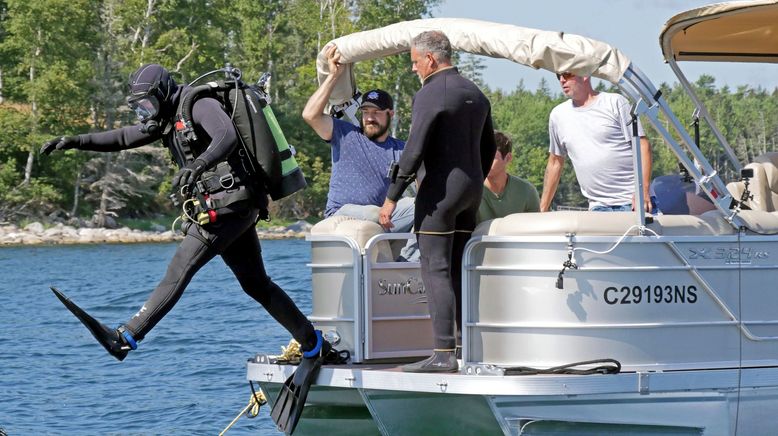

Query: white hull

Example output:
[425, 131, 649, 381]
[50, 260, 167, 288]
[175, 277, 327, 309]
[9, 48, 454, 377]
[249, 361, 778, 434]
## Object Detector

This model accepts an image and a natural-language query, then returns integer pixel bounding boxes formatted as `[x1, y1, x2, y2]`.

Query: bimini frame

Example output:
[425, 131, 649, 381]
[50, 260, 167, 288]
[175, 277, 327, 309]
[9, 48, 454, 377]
[660, 0, 778, 175]
[316, 17, 744, 229]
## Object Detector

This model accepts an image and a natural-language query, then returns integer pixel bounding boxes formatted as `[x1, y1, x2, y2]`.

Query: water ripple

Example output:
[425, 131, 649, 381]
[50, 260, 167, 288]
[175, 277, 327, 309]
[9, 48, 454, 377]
[1, 241, 309, 434]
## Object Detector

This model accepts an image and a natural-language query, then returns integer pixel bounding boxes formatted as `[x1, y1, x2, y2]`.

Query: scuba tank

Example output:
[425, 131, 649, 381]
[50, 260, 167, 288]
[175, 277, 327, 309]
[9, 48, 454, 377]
[175, 66, 307, 201]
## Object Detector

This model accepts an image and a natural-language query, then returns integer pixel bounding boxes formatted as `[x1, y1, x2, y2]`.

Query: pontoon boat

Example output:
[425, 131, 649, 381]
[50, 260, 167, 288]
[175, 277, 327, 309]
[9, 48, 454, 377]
[248, 2, 778, 434]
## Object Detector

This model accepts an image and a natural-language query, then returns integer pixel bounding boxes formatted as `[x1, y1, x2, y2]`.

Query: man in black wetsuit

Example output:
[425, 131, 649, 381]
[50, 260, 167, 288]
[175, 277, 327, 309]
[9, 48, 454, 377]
[40, 64, 324, 362]
[379, 31, 496, 373]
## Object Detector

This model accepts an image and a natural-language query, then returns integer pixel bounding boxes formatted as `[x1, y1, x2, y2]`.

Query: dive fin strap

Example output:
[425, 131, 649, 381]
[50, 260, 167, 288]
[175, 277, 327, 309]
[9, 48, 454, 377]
[302, 330, 323, 359]
[118, 326, 138, 350]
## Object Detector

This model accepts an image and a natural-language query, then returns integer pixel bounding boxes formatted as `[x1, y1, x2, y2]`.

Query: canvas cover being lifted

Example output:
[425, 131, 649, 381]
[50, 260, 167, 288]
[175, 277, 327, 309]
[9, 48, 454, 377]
[315, 17, 632, 107]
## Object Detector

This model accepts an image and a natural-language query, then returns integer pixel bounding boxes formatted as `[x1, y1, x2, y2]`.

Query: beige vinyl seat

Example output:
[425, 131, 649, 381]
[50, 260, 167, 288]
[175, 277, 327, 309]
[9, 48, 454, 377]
[727, 152, 778, 212]
[475, 209, 778, 238]
[474, 211, 737, 237]
[310, 216, 395, 262]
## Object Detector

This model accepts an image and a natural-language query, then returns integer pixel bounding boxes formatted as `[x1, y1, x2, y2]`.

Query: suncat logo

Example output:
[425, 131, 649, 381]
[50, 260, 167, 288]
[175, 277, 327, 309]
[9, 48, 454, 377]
[377, 276, 425, 297]
[367, 91, 379, 100]
[687, 247, 769, 264]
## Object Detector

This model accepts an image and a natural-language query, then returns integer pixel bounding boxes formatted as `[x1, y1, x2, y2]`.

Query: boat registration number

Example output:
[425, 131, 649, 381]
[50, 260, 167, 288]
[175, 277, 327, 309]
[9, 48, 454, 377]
[604, 285, 698, 305]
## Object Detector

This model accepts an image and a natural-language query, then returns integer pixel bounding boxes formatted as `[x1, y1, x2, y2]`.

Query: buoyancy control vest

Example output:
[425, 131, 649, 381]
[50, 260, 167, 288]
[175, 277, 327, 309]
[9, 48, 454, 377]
[173, 68, 307, 202]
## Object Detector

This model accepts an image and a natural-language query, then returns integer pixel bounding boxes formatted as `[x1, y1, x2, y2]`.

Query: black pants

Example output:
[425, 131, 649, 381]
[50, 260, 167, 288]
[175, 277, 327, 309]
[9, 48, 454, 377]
[418, 231, 472, 350]
[415, 173, 481, 351]
[124, 208, 316, 350]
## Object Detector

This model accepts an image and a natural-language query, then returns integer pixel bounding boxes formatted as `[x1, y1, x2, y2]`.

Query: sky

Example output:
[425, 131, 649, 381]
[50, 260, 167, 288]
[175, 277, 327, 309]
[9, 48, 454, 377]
[433, 0, 778, 92]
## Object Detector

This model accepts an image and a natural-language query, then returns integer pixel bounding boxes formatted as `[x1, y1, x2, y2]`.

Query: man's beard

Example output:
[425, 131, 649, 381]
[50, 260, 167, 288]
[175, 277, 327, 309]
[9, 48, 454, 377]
[362, 119, 390, 140]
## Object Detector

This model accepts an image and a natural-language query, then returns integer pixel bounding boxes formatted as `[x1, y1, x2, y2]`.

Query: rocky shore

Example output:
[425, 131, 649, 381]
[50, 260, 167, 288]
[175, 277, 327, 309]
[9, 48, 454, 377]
[0, 220, 314, 246]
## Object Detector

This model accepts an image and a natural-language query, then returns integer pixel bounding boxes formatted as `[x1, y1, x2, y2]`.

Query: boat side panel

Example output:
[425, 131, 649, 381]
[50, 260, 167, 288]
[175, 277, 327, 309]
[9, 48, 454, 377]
[259, 382, 381, 436]
[364, 262, 433, 359]
[310, 239, 360, 359]
[489, 391, 734, 436]
[738, 239, 778, 365]
[736, 386, 778, 436]
[465, 237, 746, 370]
[470, 325, 739, 370]
[360, 389, 503, 435]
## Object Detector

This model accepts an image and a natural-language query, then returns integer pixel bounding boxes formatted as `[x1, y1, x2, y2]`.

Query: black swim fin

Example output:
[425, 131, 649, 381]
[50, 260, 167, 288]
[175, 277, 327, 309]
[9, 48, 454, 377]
[50, 287, 135, 361]
[270, 332, 331, 434]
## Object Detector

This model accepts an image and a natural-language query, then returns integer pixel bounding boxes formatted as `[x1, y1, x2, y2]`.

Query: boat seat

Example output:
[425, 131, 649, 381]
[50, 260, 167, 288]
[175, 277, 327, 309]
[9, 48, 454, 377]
[726, 151, 778, 212]
[311, 216, 395, 262]
[474, 210, 739, 237]
[475, 211, 640, 237]
[314, 208, 778, 254]
[736, 209, 778, 233]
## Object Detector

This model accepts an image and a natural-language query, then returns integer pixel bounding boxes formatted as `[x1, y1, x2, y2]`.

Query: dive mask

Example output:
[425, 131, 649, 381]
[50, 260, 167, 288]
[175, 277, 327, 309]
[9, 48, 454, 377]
[128, 94, 161, 122]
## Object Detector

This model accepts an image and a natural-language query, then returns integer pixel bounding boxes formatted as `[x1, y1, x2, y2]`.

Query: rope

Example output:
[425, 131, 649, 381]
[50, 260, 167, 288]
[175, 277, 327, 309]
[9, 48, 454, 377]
[572, 224, 659, 256]
[276, 338, 303, 364]
[503, 358, 622, 376]
[276, 338, 351, 365]
[218, 386, 267, 435]
[557, 224, 661, 289]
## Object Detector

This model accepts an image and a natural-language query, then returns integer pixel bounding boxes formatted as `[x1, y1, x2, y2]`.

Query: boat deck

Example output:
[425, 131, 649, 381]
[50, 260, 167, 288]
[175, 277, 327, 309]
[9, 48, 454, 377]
[248, 356, 778, 435]
[248, 355, 776, 397]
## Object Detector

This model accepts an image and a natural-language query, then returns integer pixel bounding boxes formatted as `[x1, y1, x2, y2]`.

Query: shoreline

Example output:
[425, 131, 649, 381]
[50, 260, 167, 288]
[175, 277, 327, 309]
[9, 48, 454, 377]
[0, 220, 312, 247]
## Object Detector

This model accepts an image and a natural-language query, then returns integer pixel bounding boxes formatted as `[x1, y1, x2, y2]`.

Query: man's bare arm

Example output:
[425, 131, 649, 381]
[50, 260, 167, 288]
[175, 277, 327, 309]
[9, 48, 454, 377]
[539, 153, 565, 212]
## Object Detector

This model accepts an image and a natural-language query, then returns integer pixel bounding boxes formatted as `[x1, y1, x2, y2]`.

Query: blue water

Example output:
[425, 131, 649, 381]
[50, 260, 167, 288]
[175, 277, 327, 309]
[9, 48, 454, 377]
[0, 240, 313, 434]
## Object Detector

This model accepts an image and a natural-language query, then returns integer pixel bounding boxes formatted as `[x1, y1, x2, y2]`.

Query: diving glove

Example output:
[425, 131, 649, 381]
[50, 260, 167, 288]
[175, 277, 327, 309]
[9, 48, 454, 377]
[40, 136, 82, 155]
[171, 158, 207, 191]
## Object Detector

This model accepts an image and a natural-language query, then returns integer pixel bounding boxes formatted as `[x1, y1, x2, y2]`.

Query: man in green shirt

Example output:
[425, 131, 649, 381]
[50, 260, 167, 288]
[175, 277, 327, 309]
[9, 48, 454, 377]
[477, 131, 540, 223]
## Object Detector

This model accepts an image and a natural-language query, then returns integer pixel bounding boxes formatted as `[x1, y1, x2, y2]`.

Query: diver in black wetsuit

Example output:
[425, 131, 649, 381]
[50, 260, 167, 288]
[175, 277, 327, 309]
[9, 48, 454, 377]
[41, 64, 323, 362]
[379, 31, 496, 373]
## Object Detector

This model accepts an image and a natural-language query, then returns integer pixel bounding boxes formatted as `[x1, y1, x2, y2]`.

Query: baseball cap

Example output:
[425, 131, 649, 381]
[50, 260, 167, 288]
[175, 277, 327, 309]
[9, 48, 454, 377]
[360, 89, 393, 110]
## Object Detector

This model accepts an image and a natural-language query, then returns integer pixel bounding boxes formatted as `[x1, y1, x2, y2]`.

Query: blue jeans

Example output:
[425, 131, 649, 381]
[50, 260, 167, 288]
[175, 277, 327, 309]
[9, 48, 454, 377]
[589, 204, 632, 212]
[333, 196, 415, 233]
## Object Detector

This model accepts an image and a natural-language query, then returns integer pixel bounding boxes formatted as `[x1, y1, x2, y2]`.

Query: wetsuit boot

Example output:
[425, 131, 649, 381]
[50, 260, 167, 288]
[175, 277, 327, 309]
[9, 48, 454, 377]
[401, 349, 458, 373]
[51, 287, 138, 361]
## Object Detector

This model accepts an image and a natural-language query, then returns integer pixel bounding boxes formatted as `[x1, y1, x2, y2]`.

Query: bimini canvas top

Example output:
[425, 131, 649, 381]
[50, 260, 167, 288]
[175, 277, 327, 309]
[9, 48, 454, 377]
[317, 18, 631, 105]
[661, 0, 778, 63]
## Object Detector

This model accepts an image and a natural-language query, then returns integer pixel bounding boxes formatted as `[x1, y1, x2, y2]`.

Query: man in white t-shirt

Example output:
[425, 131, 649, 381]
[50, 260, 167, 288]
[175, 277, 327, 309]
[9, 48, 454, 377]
[539, 72, 652, 212]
